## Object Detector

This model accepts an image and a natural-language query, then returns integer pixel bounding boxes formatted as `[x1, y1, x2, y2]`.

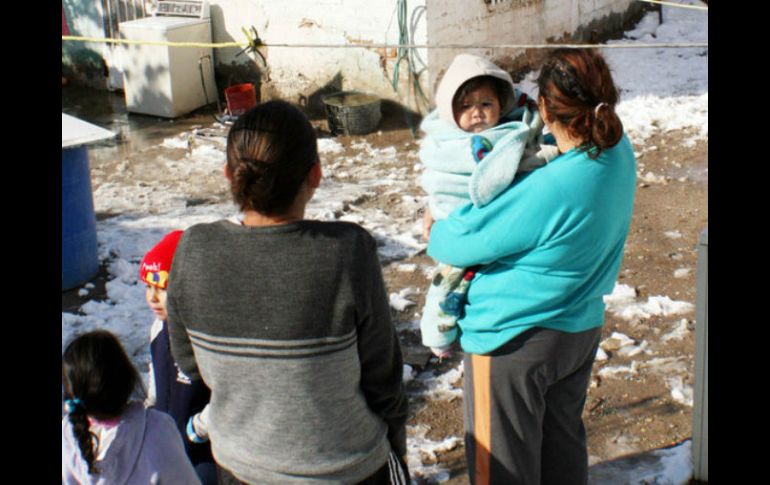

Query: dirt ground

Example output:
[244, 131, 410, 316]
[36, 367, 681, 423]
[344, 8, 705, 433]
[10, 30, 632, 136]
[323, 116, 707, 483]
[62, 86, 707, 482]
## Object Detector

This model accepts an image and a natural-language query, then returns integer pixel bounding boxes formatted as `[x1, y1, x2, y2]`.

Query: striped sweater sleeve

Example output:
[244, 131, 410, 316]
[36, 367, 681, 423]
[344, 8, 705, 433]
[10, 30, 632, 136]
[166, 232, 202, 380]
[355, 234, 409, 458]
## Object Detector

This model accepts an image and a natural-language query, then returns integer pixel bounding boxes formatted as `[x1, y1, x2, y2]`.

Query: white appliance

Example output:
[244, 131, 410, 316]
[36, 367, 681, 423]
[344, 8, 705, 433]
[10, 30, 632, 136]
[119, 1, 217, 118]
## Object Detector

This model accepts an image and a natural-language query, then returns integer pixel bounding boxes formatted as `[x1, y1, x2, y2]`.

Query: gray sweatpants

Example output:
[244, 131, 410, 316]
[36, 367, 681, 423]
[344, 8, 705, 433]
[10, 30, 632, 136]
[463, 326, 602, 485]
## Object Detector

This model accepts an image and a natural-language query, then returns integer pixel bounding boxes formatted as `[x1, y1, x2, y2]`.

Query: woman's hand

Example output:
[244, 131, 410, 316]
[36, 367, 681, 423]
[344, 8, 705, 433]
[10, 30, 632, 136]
[422, 206, 434, 242]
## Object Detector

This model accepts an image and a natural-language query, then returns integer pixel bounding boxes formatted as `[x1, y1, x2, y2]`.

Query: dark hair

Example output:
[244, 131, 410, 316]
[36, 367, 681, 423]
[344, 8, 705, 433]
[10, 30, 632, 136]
[226, 100, 319, 215]
[452, 75, 511, 115]
[62, 330, 142, 475]
[537, 48, 623, 159]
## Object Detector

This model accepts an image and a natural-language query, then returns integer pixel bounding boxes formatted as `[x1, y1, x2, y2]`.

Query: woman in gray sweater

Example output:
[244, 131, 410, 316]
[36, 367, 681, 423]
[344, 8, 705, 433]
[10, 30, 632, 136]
[167, 100, 409, 484]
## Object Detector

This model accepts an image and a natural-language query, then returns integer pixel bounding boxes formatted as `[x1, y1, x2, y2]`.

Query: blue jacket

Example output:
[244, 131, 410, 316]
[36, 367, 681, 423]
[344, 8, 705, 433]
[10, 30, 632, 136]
[149, 319, 213, 466]
[427, 135, 637, 354]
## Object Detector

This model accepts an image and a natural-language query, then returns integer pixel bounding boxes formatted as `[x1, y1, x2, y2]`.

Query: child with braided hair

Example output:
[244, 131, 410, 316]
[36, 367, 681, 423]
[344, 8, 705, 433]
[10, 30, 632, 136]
[62, 330, 201, 484]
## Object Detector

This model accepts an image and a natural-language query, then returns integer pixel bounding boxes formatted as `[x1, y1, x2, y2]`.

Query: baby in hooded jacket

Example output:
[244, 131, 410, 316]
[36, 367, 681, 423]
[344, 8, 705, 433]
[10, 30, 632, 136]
[419, 53, 558, 357]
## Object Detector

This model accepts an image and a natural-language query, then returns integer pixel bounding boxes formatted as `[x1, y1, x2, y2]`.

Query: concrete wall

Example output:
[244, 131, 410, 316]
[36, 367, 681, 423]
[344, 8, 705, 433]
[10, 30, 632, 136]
[62, 0, 111, 88]
[209, 0, 428, 115]
[425, 0, 647, 104]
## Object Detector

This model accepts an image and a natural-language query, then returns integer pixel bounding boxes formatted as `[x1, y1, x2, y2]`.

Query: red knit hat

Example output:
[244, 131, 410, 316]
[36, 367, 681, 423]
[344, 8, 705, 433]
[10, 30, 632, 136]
[139, 230, 183, 290]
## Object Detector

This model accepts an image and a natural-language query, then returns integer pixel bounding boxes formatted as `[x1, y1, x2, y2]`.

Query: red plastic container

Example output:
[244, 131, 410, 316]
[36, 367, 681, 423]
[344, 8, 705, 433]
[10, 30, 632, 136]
[224, 83, 257, 116]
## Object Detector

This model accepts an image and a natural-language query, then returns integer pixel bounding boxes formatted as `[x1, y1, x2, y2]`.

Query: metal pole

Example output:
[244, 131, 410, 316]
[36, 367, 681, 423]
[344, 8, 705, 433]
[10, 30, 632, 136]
[692, 228, 708, 481]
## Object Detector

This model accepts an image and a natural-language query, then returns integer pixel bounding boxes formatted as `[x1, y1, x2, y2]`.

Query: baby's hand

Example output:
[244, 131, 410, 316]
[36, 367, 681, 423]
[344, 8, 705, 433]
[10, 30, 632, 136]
[422, 207, 434, 242]
[186, 412, 209, 443]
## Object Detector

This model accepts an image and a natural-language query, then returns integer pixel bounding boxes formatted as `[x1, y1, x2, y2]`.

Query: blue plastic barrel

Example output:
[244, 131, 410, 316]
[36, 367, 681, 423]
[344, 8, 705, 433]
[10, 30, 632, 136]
[62, 145, 99, 290]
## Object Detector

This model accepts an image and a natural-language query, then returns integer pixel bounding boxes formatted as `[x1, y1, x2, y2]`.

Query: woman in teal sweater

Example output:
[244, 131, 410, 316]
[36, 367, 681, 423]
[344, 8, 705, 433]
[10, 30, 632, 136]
[427, 49, 637, 485]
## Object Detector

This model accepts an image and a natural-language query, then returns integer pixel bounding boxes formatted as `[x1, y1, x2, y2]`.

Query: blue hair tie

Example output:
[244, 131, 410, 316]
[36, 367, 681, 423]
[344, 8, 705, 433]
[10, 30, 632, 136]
[64, 398, 84, 414]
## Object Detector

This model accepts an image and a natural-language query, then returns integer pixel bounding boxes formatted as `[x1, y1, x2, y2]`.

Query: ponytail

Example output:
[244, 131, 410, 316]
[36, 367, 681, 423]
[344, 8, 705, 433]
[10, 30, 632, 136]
[65, 399, 99, 474]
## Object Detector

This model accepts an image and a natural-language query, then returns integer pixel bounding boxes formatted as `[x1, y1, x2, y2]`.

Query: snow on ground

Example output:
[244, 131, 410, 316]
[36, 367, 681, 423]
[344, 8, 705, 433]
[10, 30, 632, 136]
[63, 2, 706, 483]
[414, 363, 464, 401]
[605, 1, 708, 149]
[590, 440, 693, 485]
[600, 282, 696, 411]
[390, 287, 420, 312]
[405, 363, 466, 481]
[407, 424, 463, 483]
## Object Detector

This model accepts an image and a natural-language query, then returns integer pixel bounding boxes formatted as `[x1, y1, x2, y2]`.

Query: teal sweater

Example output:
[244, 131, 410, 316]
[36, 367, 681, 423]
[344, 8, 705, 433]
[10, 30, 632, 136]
[427, 134, 637, 355]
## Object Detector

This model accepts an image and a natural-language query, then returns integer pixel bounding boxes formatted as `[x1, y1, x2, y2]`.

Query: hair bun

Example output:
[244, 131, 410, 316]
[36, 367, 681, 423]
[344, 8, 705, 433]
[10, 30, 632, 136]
[537, 49, 623, 158]
[225, 100, 319, 215]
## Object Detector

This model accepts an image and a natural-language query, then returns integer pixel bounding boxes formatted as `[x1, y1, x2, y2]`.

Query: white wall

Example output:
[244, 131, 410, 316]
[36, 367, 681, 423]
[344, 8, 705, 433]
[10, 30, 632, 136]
[65, 0, 640, 112]
[210, 0, 428, 109]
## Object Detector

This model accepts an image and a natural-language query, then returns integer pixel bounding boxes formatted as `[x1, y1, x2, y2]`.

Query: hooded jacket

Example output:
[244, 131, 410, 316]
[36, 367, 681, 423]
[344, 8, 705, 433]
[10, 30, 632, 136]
[62, 401, 201, 485]
[434, 53, 518, 128]
[420, 54, 548, 219]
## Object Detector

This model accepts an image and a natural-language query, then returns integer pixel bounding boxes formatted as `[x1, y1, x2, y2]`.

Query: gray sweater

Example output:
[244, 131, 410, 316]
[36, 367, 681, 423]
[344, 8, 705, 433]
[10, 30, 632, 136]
[167, 219, 408, 484]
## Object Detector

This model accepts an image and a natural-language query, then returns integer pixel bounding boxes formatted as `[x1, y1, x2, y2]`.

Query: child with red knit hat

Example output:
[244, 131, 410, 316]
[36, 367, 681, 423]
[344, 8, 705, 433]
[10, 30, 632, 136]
[140, 231, 217, 485]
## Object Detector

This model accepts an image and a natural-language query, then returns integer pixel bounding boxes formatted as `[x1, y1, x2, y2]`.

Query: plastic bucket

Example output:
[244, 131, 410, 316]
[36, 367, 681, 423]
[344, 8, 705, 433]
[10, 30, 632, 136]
[224, 83, 257, 116]
[322, 91, 381, 136]
[62, 146, 99, 291]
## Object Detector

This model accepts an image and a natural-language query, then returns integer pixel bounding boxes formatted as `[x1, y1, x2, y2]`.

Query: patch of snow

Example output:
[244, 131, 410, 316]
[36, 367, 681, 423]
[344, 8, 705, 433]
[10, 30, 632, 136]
[673, 268, 691, 278]
[161, 135, 189, 149]
[604, 283, 694, 321]
[390, 290, 416, 312]
[595, 347, 609, 362]
[403, 364, 416, 383]
[666, 376, 694, 407]
[623, 11, 660, 40]
[616, 340, 649, 358]
[639, 171, 668, 184]
[644, 357, 690, 376]
[601, 331, 636, 350]
[414, 363, 464, 400]
[407, 424, 462, 483]
[662, 319, 691, 342]
[598, 361, 640, 378]
[190, 143, 226, 167]
[647, 440, 693, 485]
[317, 138, 345, 154]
